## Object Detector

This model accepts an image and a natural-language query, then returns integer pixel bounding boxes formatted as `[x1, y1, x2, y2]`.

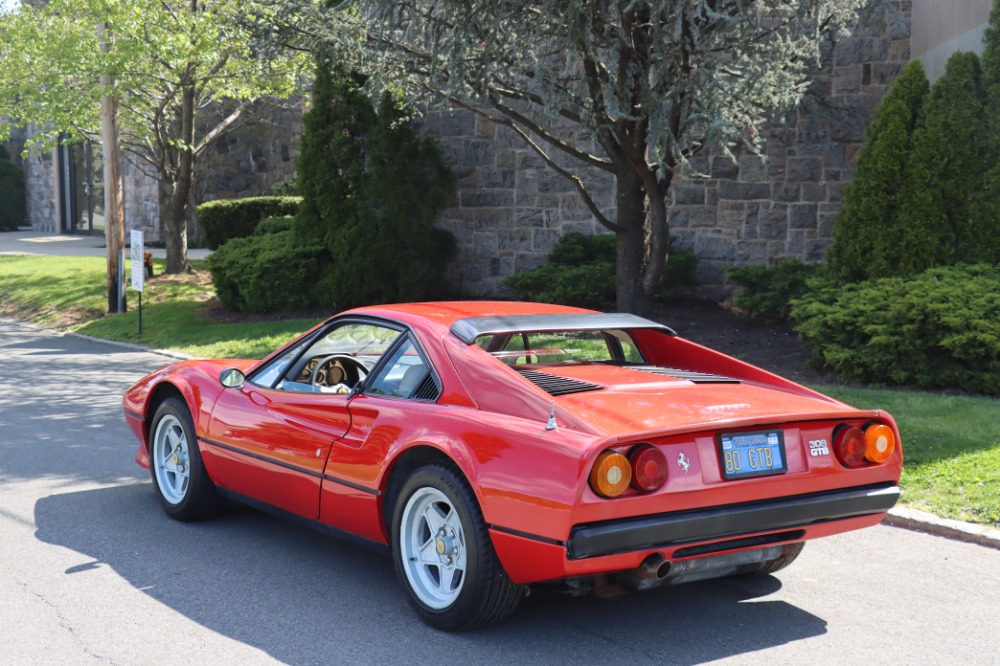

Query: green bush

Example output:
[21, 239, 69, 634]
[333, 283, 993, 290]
[271, 180, 298, 196]
[206, 230, 329, 313]
[0, 145, 27, 231]
[197, 196, 302, 250]
[254, 215, 294, 236]
[892, 52, 989, 273]
[827, 60, 928, 282]
[503, 232, 698, 310]
[505, 259, 617, 310]
[725, 260, 823, 321]
[790, 264, 1000, 394]
[293, 58, 456, 309]
[659, 244, 700, 303]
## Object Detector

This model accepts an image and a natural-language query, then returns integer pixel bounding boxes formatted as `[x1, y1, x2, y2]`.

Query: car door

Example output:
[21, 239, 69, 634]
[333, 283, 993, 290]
[319, 334, 442, 540]
[202, 321, 402, 519]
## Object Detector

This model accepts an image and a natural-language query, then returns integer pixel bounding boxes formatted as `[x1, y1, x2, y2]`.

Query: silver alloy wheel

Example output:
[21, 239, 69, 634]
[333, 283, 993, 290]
[399, 486, 468, 610]
[152, 413, 190, 505]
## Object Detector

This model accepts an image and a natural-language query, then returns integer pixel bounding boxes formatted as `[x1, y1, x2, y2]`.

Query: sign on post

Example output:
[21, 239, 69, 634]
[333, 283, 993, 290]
[130, 229, 144, 293]
[130, 229, 144, 334]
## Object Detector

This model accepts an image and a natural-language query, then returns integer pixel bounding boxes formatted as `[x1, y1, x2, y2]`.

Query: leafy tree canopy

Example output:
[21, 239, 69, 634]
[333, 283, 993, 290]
[0, 0, 309, 272]
[269, 0, 870, 313]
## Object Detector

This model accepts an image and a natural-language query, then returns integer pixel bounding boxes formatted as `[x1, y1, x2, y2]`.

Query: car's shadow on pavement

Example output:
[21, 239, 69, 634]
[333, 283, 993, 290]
[35, 484, 827, 665]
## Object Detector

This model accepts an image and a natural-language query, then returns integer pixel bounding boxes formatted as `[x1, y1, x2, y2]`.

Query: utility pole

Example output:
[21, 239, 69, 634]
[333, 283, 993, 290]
[98, 22, 125, 314]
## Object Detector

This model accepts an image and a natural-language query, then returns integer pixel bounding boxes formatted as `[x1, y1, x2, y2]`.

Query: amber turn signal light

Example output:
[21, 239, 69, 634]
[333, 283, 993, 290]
[864, 424, 896, 463]
[590, 451, 632, 498]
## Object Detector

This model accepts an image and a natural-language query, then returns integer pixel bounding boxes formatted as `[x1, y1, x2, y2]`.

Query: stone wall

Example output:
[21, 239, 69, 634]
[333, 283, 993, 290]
[18, 126, 58, 232]
[17, 102, 303, 242]
[427, 3, 912, 299]
[194, 103, 303, 204]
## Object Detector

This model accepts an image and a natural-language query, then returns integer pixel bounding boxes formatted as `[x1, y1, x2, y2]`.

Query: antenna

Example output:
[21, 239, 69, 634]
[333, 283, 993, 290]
[545, 402, 558, 431]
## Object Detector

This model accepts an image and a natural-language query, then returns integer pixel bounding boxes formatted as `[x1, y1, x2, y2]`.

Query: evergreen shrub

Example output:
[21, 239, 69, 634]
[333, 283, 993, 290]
[790, 264, 1000, 394]
[255, 215, 294, 236]
[827, 60, 928, 282]
[197, 196, 302, 249]
[293, 59, 456, 309]
[206, 230, 329, 313]
[725, 260, 823, 321]
[503, 232, 698, 310]
[0, 145, 27, 231]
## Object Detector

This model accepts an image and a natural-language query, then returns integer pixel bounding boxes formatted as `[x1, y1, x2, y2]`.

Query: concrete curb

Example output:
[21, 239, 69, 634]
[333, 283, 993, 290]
[885, 507, 1000, 550]
[63, 330, 193, 361]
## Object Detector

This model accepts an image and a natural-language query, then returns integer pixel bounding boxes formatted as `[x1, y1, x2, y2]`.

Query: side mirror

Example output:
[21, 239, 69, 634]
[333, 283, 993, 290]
[219, 368, 245, 389]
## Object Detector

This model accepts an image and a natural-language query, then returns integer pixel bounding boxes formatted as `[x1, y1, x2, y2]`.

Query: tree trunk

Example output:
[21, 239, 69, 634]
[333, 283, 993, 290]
[162, 76, 196, 274]
[98, 23, 126, 314]
[160, 178, 191, 274]
[613, 168, 670, 317]
[615, 169, 649, 315]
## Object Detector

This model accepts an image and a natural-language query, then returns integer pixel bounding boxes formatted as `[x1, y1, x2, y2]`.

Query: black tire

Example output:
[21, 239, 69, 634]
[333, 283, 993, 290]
[148, 397, 221, 521]
[741, 542, 805, 576]
[391, 463, 525, 630]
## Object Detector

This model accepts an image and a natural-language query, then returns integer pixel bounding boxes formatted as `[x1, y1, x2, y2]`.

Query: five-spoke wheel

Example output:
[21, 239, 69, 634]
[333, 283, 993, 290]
[399, 486, 468, 610]
[149, 397, 220, 521]
[152, 411, 191, 505]
[392, 464, 524, 630]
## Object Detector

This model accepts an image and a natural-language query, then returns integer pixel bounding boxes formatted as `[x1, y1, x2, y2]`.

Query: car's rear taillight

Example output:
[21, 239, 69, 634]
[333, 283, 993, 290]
[864, 424, 896, 463]
[834, 423, 896, 467]
[629, 444, 667, 493]
[590, 451, 631, 498]
[833, 425, 867, 468]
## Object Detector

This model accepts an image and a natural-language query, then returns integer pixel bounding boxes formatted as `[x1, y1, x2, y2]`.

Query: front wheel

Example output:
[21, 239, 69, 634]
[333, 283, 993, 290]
[392, 464, 524, 630]
[149, 397, 221, 521]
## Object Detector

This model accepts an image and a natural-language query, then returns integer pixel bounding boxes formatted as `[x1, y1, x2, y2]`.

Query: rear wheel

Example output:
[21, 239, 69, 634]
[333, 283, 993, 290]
[392, 463, 524, 630]
[149, 397, 220, 521]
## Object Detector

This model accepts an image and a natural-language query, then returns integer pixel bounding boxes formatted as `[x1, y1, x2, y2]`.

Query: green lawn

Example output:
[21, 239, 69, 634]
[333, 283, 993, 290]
[816, 385, 1000, 528]
[2, 254, 997, 528]
[0, 254, 320, 358]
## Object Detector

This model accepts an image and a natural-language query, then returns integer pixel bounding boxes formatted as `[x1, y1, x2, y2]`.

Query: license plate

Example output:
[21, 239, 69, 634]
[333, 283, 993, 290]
[717, 430, 787, 480]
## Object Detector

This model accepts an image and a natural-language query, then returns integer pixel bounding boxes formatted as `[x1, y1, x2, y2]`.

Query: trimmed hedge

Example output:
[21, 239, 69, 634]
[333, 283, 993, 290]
[503, 232, 698, 310]
[206, 230, 329, 313]
[197, 196, 302, 250]
[790, 264, 1000, 394]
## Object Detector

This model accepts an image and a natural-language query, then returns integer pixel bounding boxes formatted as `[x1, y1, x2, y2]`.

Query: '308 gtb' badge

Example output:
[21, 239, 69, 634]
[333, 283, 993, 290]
[677, 452, 691, 472]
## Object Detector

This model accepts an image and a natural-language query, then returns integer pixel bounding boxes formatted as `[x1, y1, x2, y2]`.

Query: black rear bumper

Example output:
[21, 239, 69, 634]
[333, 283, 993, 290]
[568, 483, 900, 559]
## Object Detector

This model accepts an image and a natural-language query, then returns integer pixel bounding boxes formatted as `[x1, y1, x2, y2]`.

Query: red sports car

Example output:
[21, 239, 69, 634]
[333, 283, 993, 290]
[123, 301, 902, 630]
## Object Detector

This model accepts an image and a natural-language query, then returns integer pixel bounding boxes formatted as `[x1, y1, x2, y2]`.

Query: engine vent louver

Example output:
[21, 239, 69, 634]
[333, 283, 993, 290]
[633, 366, 740, 384]
[515, 369, 603, 396]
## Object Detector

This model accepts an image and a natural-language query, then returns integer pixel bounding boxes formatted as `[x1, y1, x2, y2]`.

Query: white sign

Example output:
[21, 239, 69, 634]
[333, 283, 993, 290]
[130, 229, 144, 293]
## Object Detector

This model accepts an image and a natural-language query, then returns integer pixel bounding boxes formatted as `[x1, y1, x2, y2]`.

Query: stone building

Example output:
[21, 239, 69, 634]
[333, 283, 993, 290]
[10, 1, 995, 298]
[13, 104, 302, 242]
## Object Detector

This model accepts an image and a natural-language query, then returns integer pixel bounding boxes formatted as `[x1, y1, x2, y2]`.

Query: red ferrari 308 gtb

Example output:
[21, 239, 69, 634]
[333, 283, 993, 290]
[123, 301, 902, 629]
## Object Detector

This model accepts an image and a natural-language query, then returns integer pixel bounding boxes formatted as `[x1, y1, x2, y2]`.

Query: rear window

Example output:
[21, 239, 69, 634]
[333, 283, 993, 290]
[475, 329, 644, 365]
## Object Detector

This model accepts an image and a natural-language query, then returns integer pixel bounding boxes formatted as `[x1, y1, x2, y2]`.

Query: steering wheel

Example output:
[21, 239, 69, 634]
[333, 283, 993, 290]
[310, 354, 370, 389]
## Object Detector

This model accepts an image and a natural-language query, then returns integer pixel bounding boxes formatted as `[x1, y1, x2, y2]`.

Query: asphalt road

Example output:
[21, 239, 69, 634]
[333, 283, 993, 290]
[1, 320, 999, 666]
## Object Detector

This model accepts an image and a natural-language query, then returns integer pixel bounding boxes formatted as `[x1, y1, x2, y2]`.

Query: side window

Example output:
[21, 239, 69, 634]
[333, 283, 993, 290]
[268, 322, 401, 394]
[249, 345, 301, 389]
[365, 337, 438, 401]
